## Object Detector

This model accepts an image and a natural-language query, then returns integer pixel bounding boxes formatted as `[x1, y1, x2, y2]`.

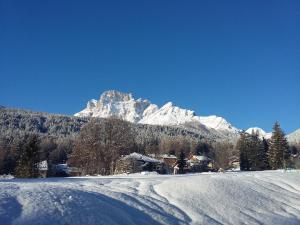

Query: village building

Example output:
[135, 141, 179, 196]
[114, 152, 164, 174]
[187, 155, 213, 172]
[154, 154, 177, 174]
[37, 160, 48, 178]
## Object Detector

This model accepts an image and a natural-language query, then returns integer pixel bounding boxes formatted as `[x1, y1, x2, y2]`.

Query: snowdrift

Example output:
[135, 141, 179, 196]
[1, 170, 300, 225]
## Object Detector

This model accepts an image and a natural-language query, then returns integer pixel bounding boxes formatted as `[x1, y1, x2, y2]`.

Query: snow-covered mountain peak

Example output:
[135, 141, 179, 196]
[198, 115, 238, 132]
[161, 102, 173, 108]
[87, 99, 97, 109]
[75, 90, 152, 122]
[74, 99, 98, 117]
[287, 129, 300, 144]
[75, 90, 238, 135]
[99, 90, 134, 104]
[139, 102, 197, 126]
[159, 102, 195, 116]
[246, 127, 266, 135]
[245, 127, 272, 139]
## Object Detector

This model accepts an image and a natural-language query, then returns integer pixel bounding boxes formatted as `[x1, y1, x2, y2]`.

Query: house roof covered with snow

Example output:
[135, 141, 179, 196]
[122, 152, 162, 163]
[190, 155, 210, 161]
[159, 154, 177, 159]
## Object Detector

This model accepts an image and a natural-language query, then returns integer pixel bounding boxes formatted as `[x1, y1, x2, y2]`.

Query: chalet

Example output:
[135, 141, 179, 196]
[187, 155, 213, 172]
[36, 160, 48, 178]
[155, 154, 177, 174]
[114, 152, 164, 174]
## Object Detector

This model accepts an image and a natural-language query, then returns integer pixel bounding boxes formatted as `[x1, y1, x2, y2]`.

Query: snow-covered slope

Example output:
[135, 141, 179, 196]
[74, 99, 97, 117]
[198, 115, 237, 132]
[287, 129, 300, 144]
[245, 127, 300, 143]
[75, 90, 239, 137]
[1, 170, 300, 225]
[139, 102, 197, 126]
[245, 127, 272, 139]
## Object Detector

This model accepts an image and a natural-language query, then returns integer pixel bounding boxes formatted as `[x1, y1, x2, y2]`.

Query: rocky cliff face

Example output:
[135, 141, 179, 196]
[75, 90, 152, 123]
[75, 90, 240, 141]
[74, 90, 300, 143]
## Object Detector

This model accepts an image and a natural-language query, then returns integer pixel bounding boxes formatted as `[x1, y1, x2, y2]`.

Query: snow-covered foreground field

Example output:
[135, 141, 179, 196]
[1, 171, 300, 225]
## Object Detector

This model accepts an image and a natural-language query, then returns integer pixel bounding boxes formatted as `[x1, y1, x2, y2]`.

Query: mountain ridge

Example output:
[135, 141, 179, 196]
[75, 90, 299, 143]
[75, 90, 239, 136]
[3, 90, 292, 144]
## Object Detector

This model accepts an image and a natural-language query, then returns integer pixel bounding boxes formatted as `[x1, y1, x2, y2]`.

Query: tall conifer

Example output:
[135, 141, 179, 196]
[268, 122, 290, 169]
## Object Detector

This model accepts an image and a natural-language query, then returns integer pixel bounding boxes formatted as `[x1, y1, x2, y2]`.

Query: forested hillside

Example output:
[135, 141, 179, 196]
[0, 107, 219, 175]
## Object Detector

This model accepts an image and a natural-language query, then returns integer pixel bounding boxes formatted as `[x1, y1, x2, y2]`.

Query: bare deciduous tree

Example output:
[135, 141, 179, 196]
[212, 142, 235, 170]
[69, 118, 135, 175]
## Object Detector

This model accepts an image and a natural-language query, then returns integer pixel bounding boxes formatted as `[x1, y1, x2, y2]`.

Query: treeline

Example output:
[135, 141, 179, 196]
[0, 134, 74, 177]
[0, 107, 299, 177]
[238, 122, 299, 171]
[0, 108, 88, 138]
[66, 118, 234, 175]
[0, 108, 217, 177]
[0, 116, 238, 177]
[0, 108, 216, 176]
[0, 108, 214, 142]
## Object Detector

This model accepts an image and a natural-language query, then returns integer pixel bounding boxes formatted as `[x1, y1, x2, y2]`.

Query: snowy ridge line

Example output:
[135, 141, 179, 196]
[74, 90, 240, 135]
[75, 90, 300, 143]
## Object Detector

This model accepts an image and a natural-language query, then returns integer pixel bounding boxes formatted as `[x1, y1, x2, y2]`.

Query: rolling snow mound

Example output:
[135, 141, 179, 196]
[1, 170, 300, 225]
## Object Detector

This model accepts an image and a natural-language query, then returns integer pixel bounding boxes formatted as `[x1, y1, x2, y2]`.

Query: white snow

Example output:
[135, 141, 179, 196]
[74, 90, 239, 136]
[74, 99, 98, 117]
[139, 102, 197, 126]
[122, 152, 162, 163]
[1, 170, 300, 225]
[158, 154, 177, 159]
[75, 90, 152, 123]
[198, 115, 238, 132]
[73, 91, 300, 143]
[245, 127, 272, 139]
[36, 160, 48, 171]
[0, 174, 14, 179]
[287, 129, 300, 144]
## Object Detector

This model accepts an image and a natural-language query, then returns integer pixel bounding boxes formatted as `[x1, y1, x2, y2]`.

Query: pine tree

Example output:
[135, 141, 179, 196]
[177, 151, 186, 174]
[268, 122, 290, 170]
[238, 132, 250, 171]
[248, 132, 262, 171]
[15, 134, 40, 178]
[238, 131, 266, 171]
[259, 138, 270, 170]
[289, 145, 298, 156]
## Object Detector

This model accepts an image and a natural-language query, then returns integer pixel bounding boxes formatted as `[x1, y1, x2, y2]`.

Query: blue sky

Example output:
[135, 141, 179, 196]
[1, 0, 300, 133]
